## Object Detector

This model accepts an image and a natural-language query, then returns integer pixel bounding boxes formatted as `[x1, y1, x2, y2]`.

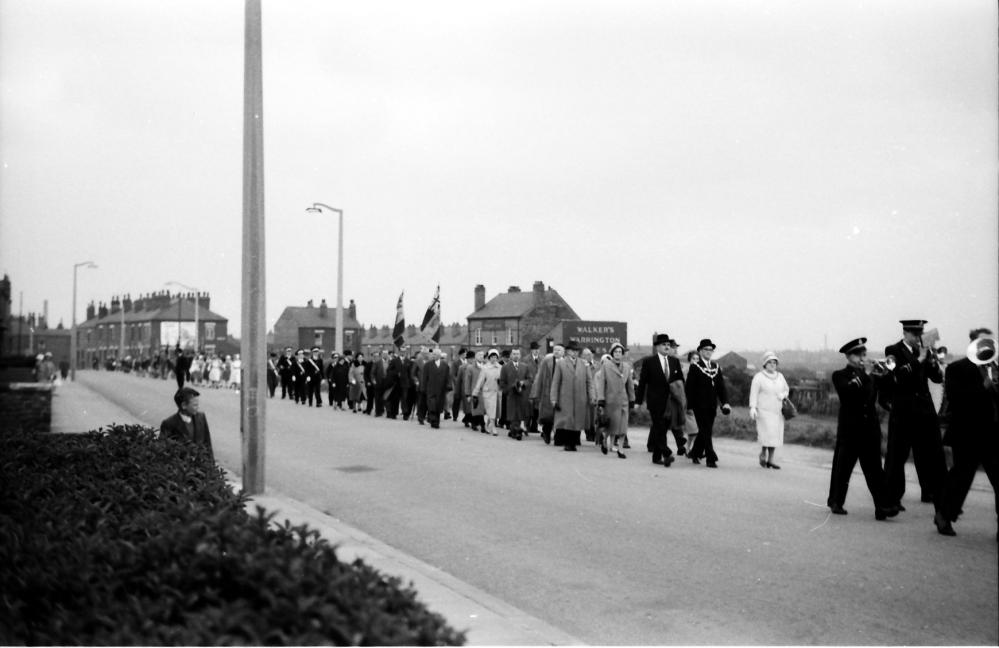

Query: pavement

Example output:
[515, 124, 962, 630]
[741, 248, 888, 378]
[48, 376, 582, 645]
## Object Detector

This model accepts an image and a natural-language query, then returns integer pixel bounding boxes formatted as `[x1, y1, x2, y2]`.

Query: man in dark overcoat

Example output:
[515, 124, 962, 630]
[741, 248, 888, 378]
[160, 387, 214, 463]
[881, 319, 946, 509]
[277, 346, 294, 399]
[685, 338, 731, 468]
[421, 347, 453, 429]
[523, 341, 543, 433]
[412, 347, 429, 424]
[934, 330, 998, 537]
[292, 348, 308, 404]
[303, 347, 324, 407]
[636, 334, 685, 467]
[499, 348, 532, 440]
[827, 337, 898, 520]
[384, 348, 404, 419]
[401, 352, 418, 420]
[450, 348, 467, 423]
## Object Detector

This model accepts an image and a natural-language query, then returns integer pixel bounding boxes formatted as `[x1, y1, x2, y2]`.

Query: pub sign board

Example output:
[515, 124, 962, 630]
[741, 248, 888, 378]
[548, 320, 627, 356]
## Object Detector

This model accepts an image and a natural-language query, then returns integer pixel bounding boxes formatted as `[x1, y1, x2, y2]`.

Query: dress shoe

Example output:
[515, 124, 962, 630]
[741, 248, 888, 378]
[766, 462, 781, 470]
[652, 457, 664, 465]
[934, 511, 956, 536]
[663, 455, 675, 467]
[691, 457, 701, 465]
[706, 461, 718, 468]
[897, 504, 906, 512]
[515, 433, 523, 441]
[623, 441, 631, 449]
[542, 430, 551, 445]
[831, 505, 848, 515]
[677, 447, 686, 456]
[564, 445, 577, 451]
[616, 450, 627, 459]
[874, 506, 899, 521]
[601, 444, 608, 455]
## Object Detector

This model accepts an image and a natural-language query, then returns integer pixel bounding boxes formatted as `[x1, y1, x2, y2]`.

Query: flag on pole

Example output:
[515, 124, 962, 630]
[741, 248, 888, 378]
[419, 285, 442, 343]
[392, 291, 405, 348]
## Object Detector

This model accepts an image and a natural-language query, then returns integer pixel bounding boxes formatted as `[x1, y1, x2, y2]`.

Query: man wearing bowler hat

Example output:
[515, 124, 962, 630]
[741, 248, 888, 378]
[637, 333, 686, 466]
[828, 337, 899, 520]
[685, 338, 731, 468]
[881, 319, 947, 511]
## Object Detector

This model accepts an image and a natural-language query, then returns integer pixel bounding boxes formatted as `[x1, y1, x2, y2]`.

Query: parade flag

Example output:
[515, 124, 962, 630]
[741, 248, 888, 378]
[419, 285, 442, 343]
[392, 291, 405, 348]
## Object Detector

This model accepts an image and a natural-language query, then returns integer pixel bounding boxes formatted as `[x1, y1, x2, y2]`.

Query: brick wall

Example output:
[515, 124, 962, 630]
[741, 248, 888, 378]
[0, 383, 52, 433]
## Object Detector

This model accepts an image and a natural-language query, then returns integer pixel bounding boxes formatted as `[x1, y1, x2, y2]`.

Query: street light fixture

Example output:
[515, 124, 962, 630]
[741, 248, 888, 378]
[70, 261, 97, 381]
[164, 281, 199, 352]
[305, 202, 344, 355]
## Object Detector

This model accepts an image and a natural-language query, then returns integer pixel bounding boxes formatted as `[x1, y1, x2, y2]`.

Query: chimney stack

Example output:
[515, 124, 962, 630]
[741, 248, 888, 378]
[319, 298, 328, 318]
[86, 302, 96, 321]
[98, 302, 109, 318]
[474, 284, 486, 312]
[123, 294, 133, 312]
[110, 295, 121, 314]
[43, 300, 49, 329]
[508, 286, 521, 293]
[532, 281, 545, 304]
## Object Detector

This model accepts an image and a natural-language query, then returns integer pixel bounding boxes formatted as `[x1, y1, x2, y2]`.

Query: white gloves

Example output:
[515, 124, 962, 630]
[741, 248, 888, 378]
[750, 407, 758, 420]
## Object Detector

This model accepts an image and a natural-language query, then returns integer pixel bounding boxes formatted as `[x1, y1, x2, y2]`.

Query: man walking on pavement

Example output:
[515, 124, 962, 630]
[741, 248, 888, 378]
[421, 347, 453, 429]
[277, 346, 294, 399]
[500, 348, 532, 440]
[636, 334, 684, 467]
[685, 338, 732, 468]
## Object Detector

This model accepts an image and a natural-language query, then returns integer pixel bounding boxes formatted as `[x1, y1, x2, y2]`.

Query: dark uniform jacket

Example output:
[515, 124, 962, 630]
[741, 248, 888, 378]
[832, 365, 882, 440]
[942, 357, 998, 448]
[881, 340, 942, 416]
[160, 412, 214, 462]
[304, 356, 324, 384]
[635, 353, 683, 416]
[291, 358, 307, 384]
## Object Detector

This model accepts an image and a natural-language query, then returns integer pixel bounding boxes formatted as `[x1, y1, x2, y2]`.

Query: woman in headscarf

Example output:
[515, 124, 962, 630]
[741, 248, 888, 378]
[595, 343, 635, 458]
[472, 349, 503, 435]
[749, 351, 790, 469]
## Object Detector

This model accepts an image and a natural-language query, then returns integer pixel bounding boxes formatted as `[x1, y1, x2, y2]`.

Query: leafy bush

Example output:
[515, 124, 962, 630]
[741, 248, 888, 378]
[0, 424, 465, 646]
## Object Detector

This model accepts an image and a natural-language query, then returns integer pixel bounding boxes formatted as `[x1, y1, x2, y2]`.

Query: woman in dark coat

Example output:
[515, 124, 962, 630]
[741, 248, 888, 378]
[330, 356, 351, 410]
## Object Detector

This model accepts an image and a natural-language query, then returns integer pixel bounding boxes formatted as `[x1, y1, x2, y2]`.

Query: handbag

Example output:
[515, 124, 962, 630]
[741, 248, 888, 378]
[781, 397, 797, 420]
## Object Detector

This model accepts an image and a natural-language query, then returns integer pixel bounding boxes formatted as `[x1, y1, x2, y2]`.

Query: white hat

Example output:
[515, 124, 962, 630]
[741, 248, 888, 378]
[761, 351, 779, 367]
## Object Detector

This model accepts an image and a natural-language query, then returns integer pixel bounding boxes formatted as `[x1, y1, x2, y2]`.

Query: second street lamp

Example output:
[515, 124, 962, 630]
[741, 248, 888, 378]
[70, 261, 98, 381]
[305, 202, 344, 355]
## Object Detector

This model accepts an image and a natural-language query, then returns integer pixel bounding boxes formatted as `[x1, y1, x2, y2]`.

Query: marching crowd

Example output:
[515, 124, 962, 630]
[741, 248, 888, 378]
[150, 318, 997, 540]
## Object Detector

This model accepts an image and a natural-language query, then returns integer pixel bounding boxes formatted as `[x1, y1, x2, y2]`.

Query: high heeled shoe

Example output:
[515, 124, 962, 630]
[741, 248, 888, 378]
[766, 462, 781, 470]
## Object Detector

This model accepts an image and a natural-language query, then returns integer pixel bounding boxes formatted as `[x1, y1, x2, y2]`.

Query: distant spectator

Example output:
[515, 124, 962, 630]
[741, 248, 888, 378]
[160, 387, 214, 463]
[38, 352, 57, 383]
[749, 351, 790, 469]
[58, 359, 69, 380]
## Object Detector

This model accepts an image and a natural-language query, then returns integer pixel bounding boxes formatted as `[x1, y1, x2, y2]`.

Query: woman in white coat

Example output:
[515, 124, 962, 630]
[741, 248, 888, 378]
[472, 349, 503, 436]
[750, 351, 790, 469]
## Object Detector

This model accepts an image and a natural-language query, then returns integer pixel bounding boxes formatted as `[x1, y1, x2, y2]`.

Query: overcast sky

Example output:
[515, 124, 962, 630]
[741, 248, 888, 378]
[2, 0, 996, 354]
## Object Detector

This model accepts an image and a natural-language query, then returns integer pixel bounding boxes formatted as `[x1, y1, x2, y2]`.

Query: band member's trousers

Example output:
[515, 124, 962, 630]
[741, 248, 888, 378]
[939, 435, 998, 523]
[883, 411, 946, 504]
[267, 371, 277, 398]
[280, 374, 292, 398]
[827, 431, 887, 509]
[307, 379, 322, 406]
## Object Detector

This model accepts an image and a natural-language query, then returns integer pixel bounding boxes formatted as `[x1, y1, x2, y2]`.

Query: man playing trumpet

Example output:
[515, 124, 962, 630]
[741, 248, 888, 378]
[881, 319, 947, 512]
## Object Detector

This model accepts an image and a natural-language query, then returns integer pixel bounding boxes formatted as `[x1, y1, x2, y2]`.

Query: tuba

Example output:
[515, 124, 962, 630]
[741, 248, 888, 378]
[966, 337, 998, 366]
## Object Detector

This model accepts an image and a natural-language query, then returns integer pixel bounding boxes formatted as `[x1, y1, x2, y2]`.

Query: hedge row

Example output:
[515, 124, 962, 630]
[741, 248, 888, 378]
[0, 424, 465, 646]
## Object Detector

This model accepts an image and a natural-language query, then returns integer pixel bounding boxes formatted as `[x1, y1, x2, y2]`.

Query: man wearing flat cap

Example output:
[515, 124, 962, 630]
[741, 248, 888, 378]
[636, 333, 685, 467]
[881, 319, 947, 511]
[828, 338, 898, 520]
[933, 329, 998, 537]
[685, 338, 732, 468]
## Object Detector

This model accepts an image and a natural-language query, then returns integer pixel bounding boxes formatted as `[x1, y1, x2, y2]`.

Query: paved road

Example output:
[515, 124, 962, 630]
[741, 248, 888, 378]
[78, 371, 998, 645]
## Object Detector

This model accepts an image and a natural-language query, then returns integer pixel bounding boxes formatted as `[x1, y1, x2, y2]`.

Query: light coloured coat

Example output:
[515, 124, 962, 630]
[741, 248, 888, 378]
[550, 355, 595, 430]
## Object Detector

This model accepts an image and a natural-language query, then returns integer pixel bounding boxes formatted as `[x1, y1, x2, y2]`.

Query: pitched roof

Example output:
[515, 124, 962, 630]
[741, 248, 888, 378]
[468, 288, 577, 320]
[276, 306, 362, 331]
[79, 298, 228, 327]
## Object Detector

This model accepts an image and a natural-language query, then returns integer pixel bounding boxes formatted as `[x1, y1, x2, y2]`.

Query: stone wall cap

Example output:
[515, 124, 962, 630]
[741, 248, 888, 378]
[0, 382, 54, 393]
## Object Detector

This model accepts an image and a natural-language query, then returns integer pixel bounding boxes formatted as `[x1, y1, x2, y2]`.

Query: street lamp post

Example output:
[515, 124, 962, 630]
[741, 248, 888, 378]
[165, 281, 199, 352]
[305, 203, 344, 355]
[71, 261, 97, 381]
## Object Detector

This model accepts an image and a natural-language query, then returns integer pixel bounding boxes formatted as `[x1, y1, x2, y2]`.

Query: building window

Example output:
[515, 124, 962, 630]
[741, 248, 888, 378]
[491, 331, 498, 345]
[314, 330, 324, 347]
[345, 331, 354, 347]
[507, 328, 514, 345]
[473, 328, 482, 345]
[204, 322, 216, 340]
